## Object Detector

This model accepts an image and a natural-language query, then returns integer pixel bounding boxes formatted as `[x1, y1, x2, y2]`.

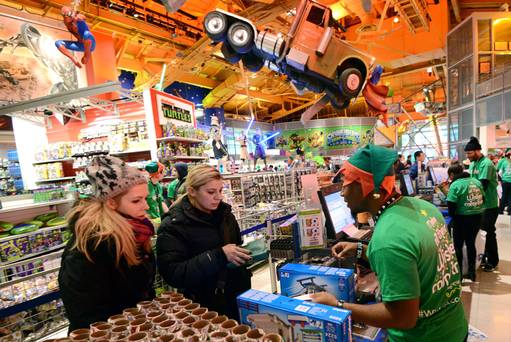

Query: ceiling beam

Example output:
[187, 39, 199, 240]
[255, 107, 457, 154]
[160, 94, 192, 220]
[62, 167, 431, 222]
[177, 73, 221, 89]
[450, 0, 462, 23]
[271, 99, 317, 121]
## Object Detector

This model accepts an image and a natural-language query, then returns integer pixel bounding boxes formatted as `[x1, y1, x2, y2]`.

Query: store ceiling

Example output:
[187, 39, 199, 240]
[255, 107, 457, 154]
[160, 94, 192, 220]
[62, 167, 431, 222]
[5, 0, 509, 123]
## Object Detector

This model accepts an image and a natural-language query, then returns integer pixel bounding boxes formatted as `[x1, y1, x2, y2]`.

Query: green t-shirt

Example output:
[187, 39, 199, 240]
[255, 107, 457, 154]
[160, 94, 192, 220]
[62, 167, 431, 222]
[167, 179, 179, 201]
[146, 181, 164, 219]
[447, 177, 484, 215]
[469, 156, 498, 209]
[497, 158, 511, 183]
[367, 197, 467, 342]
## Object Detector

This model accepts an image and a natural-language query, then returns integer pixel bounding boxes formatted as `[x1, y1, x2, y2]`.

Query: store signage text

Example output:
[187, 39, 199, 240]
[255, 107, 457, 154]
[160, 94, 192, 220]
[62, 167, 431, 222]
[161, 103, 192, 124]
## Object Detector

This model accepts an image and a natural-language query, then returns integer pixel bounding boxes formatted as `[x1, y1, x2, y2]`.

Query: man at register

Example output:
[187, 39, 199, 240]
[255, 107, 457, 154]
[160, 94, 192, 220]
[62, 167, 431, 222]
[311, 145, 468, 342]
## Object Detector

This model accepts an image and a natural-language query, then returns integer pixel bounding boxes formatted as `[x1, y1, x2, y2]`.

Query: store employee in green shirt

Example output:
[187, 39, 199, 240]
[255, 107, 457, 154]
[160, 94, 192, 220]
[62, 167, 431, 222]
[145, 161, 168, 220]
[312, 145, 468, 342]
[447, 163, 484, 281]
[465, 136, 499, 272]
[497, 149, 511, 215]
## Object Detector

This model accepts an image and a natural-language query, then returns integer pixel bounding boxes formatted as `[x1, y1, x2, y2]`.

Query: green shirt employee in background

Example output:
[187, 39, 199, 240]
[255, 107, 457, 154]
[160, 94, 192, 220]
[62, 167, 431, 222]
[311, 145, 468, 342]
[447, 163, 484, 281]
[145, 161, 168, 221]
[465, 136, 499, 272]
[497, 149, 511, 215]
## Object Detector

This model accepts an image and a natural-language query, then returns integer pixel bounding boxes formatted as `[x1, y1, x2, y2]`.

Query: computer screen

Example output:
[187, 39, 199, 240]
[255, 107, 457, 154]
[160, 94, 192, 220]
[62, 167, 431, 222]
[318, 184, 355, 239]
[401, 174, 415, 196]
[430, 167, 449, 185]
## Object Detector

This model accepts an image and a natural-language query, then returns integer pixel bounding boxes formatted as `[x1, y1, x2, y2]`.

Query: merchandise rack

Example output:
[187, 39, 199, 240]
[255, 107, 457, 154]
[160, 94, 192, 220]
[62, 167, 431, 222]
[32, 159, 74, 165]
[156, 136, 206, 144]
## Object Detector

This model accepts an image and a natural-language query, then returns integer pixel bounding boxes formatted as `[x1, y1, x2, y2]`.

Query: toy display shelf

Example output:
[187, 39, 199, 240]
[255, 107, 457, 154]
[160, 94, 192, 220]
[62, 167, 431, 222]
[110, 148, 151, 156]
[32, 158, 74, 165]
[35, 177, 76, 184]
[0, 224, 67, 244]
[0, 290, 61, 319]
[0, 199, 73, 214]
[157, 136, 206, 144]
[169, 155, 209, 161]
[0, 243, 66, 268]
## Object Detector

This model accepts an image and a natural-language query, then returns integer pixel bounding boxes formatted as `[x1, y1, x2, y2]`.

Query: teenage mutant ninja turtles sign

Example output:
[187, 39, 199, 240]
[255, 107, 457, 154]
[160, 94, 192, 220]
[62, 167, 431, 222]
[277, 125, 373, 153]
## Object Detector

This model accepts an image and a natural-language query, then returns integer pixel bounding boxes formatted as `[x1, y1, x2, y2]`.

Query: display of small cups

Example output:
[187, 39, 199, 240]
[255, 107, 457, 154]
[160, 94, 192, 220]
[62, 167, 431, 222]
[157, 334, 175, 342]
[152, 315, 168, 326]
[90, 322, 112, 334]
[246, 328, 265, 342]
[113, 319, 130, 328]
[69, 334, 89, 342]
[173, 311, 190, 323]
[220, 319, 238, 334]
[210, 331, 229, 341]
[183, 303, 200, 312]
[182, 315, 197, 327]
[190, 307, 208, 318]
[111, 326, 129, 339]
[89, 330, 110, 341]
[109, 314, 127, 324]
[127, 332, 150, 342]
[179, 328, 198, 341]
[157, 319, 179, 334]
[123, 308, 142, 320]
[69, 329, 90, 340]
[137, 301, 154, 313]
[146, 310, 166, 322]
[191, 319, 210, 339]
[232, 324, 250, 341]
[262, 333, 284, 342]
[210, 315, 228, 330]
[200, 311, 218, 322]
[129, 318, 152, 334]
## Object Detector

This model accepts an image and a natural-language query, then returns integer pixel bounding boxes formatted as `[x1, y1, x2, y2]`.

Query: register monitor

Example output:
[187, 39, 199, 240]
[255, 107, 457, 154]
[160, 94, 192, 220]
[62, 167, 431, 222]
[400, 174, 415, 196]
[429, 167, 449, 185]
[317, 183, 356, 240]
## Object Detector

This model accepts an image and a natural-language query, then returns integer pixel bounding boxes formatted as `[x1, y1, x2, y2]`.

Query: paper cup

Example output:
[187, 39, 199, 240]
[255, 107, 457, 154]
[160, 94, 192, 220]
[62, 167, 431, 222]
[70, 334, 89, 342]
[191, 319, 210, 337]
[232, 324, 250, 341]
[111, 326, 129, 339]
[123, 308, 142, 320]
[182, 316, 197, 327]
[183, 303, 200, 312]
[90, 323, 111, 334]
[200, 311, 218, 322]
[137, 301, 154, 313]
[127, 332, 149, 342]
[157, 334, 175, 342]
[247, 329, 265, 342]
[90, 330, 110, 341]
[109, 314, 126, 324]
[211, 315, 228, 330]
[190, 307, 208, 318]
[220, 319, 238, 333]
[210, 331, 229, 341]
[69, 329, 90, 340]
[262, 334, 283, 342]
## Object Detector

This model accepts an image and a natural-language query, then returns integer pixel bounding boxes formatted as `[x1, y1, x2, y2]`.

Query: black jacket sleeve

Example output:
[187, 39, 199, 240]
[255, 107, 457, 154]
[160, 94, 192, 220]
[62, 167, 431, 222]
[480, 179, 489, 191]
[447, 201, 457, 217]
[156, 218, 227, 289]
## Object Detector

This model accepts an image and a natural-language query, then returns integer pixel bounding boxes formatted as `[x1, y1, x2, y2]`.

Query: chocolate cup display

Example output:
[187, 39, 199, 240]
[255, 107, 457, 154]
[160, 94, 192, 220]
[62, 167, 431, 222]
[232, 324, 250, 339]
[70, 334, 89, 342]
[174, 311, 189, 322]
[157, 334, 175, 342]
[247, 328, 265, 341]
[109, 314, 127, 324]
[123, 308, 142, 320]
[113, 319, 130, 328]
[200, 311, 218, 322]
[262, 333, 284, 342]
[182, 316, 197, 326]
[111, 326, 129, 338]
[225, 336, 237, 342]
[211, 315, 228, 329]
[69, 329, 90, 339]
[179, 328, 197, 339]
[146, 310, 165, 321]
[210, 331, 229, 341]
[190, 307, 208, 317]
[137, 301, 154, 313]
[127, 332, 149, 342]
[129, 318, 148, 334]
[89, 330, 110, 341]
[158, 319, 178, 333]
[177, 299, 192, 307]
[90, 323, 112, 334]
[220, 319, 238, 333]
[191, 319, 210, 336]
[183, 303, 200, 312]
[152, 315, 168, 325]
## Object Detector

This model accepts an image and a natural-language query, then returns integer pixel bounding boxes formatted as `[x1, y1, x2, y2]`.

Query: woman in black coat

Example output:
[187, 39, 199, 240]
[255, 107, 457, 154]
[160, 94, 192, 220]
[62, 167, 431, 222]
[58, 156, 155, 332]
[157, 165, 252, 320]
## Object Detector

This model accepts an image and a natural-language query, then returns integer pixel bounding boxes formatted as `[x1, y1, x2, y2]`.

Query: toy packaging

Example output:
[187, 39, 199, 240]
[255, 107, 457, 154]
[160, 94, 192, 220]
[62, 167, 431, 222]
[279, 263, 355, 303]
[238, 289, 352, 342]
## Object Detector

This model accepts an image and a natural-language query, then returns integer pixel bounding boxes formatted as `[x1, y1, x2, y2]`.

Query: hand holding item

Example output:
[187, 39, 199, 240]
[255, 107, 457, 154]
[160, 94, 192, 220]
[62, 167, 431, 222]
[310, 292, 338, 307]
[222, 244, 252, 266]
[331, 241, 358, 259]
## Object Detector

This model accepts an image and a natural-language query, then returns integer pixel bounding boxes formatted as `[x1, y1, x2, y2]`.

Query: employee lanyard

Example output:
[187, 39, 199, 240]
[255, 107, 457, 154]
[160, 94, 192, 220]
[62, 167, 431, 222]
[373, 194, 403, 224]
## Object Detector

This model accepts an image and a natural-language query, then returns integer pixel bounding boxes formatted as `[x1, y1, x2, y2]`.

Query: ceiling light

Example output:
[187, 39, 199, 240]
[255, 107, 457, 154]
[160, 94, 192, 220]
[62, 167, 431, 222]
[393, 17, 400, 24]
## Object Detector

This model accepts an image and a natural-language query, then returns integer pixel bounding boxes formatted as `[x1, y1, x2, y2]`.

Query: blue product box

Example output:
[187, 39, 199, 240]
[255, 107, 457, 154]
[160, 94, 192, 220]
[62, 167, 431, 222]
[238, 289, 352, 342]
[279, 263, 355, 303]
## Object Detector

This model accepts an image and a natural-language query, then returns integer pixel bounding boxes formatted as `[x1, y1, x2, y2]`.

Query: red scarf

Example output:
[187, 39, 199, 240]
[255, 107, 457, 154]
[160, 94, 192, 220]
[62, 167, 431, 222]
[127, 217, 155, 246]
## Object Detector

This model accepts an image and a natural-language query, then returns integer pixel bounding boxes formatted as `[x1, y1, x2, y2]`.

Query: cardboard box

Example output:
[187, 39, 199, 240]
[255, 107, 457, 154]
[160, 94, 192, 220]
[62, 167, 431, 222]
[279, 263, 355, 303]
[238, 289, 352, 342]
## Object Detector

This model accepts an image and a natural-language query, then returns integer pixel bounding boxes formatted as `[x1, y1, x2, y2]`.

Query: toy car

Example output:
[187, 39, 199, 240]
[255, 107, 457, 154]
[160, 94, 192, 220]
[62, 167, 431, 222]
[204, 0, 375, 109]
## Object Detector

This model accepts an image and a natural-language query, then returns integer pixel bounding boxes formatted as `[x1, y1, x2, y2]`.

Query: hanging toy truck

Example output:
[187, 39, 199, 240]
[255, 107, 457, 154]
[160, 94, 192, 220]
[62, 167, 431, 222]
[204, 0, 387, 113]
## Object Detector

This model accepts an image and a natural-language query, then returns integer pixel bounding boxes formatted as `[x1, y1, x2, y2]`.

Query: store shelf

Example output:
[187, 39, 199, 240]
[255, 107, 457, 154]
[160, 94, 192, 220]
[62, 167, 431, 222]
[36, 177, 76, 184]
[0, 199, 73, 214]
[0, 224, 67, 244]
[71, 151, 109, 158]
[0, 243, 66, 268]
[75, 178, 90, 183]
[170, 156, 209, 161]
[110, 149, 151, 156]
[0, 290, 60, 319]
[33, 158, 74, 165]
[157, 136, 206, 144]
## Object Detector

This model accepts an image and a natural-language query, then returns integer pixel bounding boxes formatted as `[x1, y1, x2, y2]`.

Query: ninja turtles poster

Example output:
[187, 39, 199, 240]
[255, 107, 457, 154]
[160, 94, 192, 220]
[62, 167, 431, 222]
[276, 125, 374, 153]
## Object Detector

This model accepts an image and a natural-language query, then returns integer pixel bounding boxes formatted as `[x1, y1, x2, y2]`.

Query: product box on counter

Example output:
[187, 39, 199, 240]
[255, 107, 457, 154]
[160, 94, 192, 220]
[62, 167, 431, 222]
[279, 263, 355, 303]
[237, 289, 352, 342]
[352, 324, 387, 342]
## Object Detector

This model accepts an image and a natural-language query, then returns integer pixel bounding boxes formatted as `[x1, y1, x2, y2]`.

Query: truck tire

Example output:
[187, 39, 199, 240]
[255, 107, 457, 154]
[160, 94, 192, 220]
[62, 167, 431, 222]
[221, 43, 242, 64]
[338, 67, 363, 98]
[241, 53, 264, 72]
[204, 11, 228, 42]
[227, 22, 255, 54]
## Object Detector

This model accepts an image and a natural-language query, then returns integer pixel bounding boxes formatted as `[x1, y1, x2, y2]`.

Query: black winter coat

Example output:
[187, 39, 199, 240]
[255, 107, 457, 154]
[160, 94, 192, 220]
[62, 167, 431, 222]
[156, 196, 251, 320]
[58, 216, 155, 332]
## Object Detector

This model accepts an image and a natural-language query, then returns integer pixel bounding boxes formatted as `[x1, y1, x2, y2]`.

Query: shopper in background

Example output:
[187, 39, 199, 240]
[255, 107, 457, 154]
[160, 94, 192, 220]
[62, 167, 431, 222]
[395, 154, 406, 175]
[406, 154, 412, 168]
[167, 162, 188, 203]
[157, 165, 252, 321]
[410, 150, 426, 180]
[447, 163, 484, 282]
[145, 161, 168, 220]
[59, 156, 155, 332]
[311, 145, 468, 342]
[497, 149, 511, 215]
[465, 136, 500, 272]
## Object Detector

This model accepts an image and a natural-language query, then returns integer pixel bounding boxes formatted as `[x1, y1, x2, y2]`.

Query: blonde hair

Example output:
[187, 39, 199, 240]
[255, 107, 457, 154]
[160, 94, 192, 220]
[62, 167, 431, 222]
[67, 198, 140, 267]
[173, 165, 223, 207]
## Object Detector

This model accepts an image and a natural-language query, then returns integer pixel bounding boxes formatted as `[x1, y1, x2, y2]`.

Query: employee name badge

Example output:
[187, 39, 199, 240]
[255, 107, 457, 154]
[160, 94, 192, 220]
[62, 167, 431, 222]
[298, 209, 325, 249]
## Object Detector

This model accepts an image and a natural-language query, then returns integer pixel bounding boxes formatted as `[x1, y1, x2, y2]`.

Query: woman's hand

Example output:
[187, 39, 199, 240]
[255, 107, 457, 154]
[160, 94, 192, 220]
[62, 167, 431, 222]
[222, 244, 252, 266]
[310, 292, 338, 307]
[331, 241, 358, 259]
